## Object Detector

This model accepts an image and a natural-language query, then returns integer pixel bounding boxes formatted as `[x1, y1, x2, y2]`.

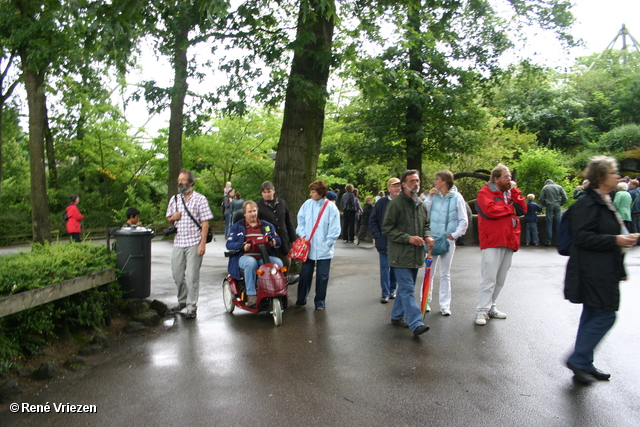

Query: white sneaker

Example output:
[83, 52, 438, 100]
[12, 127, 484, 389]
[475, 313, 488, 325]
[488, 309, 507, 319]
[441, 308, 451, 316]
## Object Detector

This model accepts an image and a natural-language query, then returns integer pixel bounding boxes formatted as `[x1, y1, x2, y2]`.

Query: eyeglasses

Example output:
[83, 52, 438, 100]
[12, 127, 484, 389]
[500, 175, 512, 180]
[434, 177, 442, 181]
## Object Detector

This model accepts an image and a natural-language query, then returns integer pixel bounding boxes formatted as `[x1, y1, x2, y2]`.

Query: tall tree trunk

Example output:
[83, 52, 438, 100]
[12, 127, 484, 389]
[273, 0, 335, 216]
[44, 103, 58, 188]
[167, 21, 189, 198]
[20, 48, 51, 243]
[405, 2, 424, 173]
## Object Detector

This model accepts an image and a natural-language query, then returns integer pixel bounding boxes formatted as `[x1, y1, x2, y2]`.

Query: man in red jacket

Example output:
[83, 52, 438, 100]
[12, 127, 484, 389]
[474, 163, 527, 326]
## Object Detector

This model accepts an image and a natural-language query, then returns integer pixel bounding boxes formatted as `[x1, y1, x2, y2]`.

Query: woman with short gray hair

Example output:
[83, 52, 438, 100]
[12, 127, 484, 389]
[564, 155, 638, 384]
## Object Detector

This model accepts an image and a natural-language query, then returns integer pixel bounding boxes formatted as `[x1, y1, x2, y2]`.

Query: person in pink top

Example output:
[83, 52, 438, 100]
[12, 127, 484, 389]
[65, 194, 84, 242]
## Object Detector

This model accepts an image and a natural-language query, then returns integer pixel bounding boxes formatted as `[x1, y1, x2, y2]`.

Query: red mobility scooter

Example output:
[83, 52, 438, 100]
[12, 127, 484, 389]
[223, 237, 289, 326]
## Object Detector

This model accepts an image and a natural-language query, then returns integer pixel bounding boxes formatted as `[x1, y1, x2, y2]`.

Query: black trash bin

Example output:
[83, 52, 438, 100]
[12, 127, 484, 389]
[112, 226, 154, 299]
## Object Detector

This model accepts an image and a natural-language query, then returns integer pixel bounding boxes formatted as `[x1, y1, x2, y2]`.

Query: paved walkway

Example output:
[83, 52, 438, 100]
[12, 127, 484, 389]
[2, 237, 640, 426]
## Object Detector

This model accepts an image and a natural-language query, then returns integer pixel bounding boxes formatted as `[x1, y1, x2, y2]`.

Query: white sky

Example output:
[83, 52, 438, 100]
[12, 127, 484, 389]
[126, 0, 640, 136]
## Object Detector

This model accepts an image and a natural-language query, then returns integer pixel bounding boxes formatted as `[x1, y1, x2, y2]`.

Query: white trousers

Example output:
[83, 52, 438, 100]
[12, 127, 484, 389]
[428, 239, 455, 310]
[476, 247, 513, 314]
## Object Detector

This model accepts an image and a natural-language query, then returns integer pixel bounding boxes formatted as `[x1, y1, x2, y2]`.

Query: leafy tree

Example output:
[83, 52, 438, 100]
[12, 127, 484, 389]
[571, 50, 640, 135]
[345, 0, 575, 174]
[182, 110, 281, 207]
[596, 124, 640, 154]
[489, 61, 594, 150]
[0, 53, 19, 194]
[513, 147, 570, 201]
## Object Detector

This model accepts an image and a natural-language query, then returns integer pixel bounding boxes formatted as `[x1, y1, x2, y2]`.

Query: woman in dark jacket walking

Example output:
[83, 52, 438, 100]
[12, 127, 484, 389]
[564, 156, 638, 384]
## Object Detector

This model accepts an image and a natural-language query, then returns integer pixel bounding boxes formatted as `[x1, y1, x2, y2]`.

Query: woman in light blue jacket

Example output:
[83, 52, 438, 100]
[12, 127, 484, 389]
[295, 180, 342, 310]
[424, 170, 468, 316]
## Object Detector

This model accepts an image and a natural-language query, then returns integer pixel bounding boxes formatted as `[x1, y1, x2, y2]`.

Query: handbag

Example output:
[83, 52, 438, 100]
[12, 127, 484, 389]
[431, 236, 450, 256]
[431, 197, 452, 256]
[288, 199, 330, 262]
[180, 195, 214, 243]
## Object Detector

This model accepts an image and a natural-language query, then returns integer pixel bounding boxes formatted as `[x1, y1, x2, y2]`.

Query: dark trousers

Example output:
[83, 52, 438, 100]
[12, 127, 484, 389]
[567, 304, 616, 371]
[296, 258, 332, 309]
[343, 211, 356, 242]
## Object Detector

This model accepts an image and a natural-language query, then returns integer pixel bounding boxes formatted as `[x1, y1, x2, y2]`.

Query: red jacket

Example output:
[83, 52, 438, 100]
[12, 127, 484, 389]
[65, 204, 84, 233]
[476, 182, 527, 251]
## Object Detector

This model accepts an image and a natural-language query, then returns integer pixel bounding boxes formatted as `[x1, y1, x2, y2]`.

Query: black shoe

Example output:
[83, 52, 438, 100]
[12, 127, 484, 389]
[286, 274, 300, 286]
[590, 367, 611, 381]
[389, 291, 397, 299]
[380, 296, 389, 304]
[185, 310, 197, 320]
[413, 325, 430, 336]
[391, 318, 409, 328]
[566, 361, 596, 384]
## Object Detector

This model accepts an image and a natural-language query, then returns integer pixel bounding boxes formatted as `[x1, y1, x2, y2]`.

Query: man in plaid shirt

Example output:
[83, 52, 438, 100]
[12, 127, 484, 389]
[166, 169, 214, 319]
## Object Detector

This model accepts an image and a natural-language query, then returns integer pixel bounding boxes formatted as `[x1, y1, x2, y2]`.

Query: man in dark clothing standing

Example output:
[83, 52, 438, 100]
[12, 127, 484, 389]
[369, 177, 402, 303]
[257, 181, 297, 274]
[539, 179, 567, 246]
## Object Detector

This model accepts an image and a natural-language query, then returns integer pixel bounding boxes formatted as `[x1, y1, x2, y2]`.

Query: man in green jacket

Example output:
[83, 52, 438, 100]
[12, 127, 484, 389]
[383, 170, 434, 337]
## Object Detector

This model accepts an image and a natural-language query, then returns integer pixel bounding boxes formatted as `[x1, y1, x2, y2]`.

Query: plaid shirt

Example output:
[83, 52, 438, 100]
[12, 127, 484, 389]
[166, 191, 214, 248]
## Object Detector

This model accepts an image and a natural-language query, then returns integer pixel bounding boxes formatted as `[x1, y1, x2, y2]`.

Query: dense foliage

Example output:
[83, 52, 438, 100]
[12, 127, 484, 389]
[0, 242, 118, 374]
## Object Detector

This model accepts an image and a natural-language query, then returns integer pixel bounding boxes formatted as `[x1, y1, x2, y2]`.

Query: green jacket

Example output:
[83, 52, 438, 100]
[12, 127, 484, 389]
[382, 191, 431, 269]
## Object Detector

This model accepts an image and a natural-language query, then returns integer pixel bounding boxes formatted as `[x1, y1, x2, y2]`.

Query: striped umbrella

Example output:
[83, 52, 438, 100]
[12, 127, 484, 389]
[420, 249, 433, 319]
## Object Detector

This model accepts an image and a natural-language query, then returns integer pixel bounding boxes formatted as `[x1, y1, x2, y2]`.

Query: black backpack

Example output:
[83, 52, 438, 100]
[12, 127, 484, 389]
[344, 196, 355, 212]
[557, 205, 573, 256]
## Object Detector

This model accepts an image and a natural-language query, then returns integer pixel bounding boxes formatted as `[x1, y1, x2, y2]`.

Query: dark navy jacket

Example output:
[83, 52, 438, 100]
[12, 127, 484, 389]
[226, 219, 281, 280]
[369, 196, 391, 254]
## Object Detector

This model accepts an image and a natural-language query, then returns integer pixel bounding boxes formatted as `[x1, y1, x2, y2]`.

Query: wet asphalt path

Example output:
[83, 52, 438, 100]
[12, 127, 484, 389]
[1, 237, 640, 426]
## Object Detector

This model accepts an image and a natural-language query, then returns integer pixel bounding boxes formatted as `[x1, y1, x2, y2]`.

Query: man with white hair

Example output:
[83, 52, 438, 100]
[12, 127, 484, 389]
[539, 179, 568, 246]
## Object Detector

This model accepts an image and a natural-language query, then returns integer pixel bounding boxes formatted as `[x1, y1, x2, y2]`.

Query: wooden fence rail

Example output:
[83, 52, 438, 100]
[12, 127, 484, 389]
[0, 268, 116, 318]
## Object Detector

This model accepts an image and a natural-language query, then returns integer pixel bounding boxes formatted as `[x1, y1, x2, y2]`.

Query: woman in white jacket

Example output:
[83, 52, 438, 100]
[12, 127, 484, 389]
[295, 180, 342, 310]
[424, 170, 469, 316]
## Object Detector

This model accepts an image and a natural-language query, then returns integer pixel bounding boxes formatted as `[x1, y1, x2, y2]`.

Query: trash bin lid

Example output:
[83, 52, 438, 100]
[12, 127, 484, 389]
[111, 226, 155, 236]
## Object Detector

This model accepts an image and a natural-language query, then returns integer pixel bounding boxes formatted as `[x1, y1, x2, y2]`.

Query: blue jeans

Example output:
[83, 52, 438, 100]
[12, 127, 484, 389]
[525, 222, 539, 244]
[224, 213, 233, 238]
[390, 267, 425, 331]
[632, 212, 640, 235]
[379, 253, 397, 298]
[296, 258, 332, 309]
[238, 255, 283, 295]
[567, 305, 616, 371]
[546, 205, 561, 244]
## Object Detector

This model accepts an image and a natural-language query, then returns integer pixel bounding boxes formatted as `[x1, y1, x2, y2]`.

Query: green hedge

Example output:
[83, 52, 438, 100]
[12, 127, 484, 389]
[0, 242, 118, 375]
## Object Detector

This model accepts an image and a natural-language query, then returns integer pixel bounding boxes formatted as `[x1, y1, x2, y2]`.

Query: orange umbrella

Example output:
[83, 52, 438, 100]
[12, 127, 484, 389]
[421, 249, 433, 319]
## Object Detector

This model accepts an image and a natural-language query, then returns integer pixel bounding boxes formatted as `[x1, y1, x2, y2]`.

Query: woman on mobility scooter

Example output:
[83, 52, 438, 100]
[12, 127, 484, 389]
[225, 201, 289, 324]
